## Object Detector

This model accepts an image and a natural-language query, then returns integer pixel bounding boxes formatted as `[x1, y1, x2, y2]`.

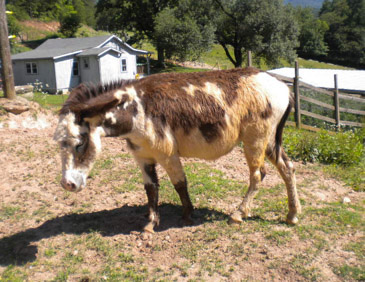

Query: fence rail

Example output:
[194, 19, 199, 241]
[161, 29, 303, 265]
[272, 62, 365, 131]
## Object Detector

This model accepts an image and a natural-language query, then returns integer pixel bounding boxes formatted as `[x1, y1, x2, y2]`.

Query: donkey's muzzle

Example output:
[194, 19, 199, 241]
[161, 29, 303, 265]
[61, 170, 86, 192]
[61, 179, 78, 192]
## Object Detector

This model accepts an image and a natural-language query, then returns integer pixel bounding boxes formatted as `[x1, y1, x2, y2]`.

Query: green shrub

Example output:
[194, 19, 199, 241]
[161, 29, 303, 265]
[283, 128, 364, 166]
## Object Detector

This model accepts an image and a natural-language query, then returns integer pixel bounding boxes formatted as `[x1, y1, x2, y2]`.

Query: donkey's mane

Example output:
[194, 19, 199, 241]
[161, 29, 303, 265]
[60, 79, 136, 115]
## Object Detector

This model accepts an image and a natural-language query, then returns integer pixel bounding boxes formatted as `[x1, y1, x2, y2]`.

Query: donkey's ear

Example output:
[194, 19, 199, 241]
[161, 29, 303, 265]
[70, 94, 120, 118]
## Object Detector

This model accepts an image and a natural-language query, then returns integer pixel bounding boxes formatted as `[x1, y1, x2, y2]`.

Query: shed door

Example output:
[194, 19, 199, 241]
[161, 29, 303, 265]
[70, 60, 80, 87]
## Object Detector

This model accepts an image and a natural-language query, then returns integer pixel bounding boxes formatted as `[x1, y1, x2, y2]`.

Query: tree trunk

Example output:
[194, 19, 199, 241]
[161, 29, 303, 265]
[156, 43, 166, 68]
[219, 42, 237, 67]
[0, 0, 16, 100]
[234, 47, 243, 68]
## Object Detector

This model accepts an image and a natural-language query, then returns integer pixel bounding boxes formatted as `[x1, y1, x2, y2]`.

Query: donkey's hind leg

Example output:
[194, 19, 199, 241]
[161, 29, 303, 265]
[230, 139, 267, 224]
[266, 146, 301, 224]
[158, 155, 194, 226]
[136, 158, 160, 233]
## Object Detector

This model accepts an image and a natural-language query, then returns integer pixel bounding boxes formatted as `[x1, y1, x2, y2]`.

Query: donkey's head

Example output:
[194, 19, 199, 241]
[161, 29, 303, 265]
[54, 112, 97, 191]
[54, 83, 135, 192]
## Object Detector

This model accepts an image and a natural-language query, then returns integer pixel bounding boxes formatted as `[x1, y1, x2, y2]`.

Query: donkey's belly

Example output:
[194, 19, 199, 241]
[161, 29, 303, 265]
[176, 128, 239, 160]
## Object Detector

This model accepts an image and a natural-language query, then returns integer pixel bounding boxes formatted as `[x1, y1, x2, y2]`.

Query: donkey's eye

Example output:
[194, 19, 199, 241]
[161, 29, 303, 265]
[75, 141, 85, 153]
[75, 134, 87, 153]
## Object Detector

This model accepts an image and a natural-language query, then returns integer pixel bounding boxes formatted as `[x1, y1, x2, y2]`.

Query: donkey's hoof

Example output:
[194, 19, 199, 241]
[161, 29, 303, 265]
[286, 216, 299, 225]
[229, 211, 243, 224]
[143, 222, 155, 234]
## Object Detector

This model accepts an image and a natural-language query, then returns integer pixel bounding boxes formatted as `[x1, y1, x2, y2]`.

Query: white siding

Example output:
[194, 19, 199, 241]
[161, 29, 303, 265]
[54, 55, 80, 92]
[12, 59, 57, 93]
[99, 52, 137, 84]
[79, 56, 100, 84]
[102, 38, 121, 52]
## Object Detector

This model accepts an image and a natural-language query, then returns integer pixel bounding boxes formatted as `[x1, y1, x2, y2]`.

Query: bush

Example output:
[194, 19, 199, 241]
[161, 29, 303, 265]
[283, 128, 364, 166]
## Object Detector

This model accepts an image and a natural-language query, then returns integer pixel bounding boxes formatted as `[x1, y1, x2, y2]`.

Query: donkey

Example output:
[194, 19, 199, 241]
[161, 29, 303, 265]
[54, 67, 301, 233]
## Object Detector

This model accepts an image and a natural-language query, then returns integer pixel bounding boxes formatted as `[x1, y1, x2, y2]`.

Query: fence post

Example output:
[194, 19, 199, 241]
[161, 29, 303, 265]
[247, 51, 252, 67]
[334, 74, 340, 130]
[294, 61, 301, 128]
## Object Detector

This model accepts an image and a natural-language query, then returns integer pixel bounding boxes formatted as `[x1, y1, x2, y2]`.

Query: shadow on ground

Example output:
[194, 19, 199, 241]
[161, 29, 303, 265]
[0, 203, 229, 266]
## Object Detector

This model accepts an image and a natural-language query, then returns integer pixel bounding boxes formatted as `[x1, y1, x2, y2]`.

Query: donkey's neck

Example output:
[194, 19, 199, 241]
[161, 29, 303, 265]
[98, 102, 137, 137]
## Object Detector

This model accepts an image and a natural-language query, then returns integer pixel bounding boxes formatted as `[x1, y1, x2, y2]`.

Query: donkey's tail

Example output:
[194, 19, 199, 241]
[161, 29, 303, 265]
[274, 96, 293, 163]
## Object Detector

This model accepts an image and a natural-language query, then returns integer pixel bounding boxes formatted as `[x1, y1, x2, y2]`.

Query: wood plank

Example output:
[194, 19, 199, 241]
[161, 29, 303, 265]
[338, 94, 365, 103]
[340, 120, 365, 127]
[301, 124, 322, 132]
[339, 107, 365, 115]
[299, 82, 334, 96]
[300, 95, 335, 110]
[301, 110, 336, 123]
[285, 121, 322, 132]
[300, 94, 365, 115]
[269, 73, 294, 83]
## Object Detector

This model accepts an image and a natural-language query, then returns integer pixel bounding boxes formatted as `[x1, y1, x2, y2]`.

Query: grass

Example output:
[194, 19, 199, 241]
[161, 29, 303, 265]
[31, 92, 68, 110]
[140, 40, 351, 71]
[283, 127, 364, 191]
[1, 151, 364, 280]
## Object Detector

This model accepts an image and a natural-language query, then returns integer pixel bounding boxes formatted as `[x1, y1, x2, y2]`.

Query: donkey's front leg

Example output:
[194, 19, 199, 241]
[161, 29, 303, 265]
[159, 155, 194, 226]
[136, 158, 160, 233]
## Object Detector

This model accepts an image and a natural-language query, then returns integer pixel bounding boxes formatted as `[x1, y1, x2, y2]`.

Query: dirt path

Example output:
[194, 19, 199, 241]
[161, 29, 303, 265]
[0, 110, 363, 281]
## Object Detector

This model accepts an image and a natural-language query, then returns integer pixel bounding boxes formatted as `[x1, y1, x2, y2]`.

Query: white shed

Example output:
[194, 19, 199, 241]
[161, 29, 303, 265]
[11, 35, 151, 93]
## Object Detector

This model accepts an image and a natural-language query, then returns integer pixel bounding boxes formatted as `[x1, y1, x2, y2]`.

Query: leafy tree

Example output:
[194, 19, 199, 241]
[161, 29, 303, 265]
[320, 0, 365, 67]
[214, 0, 299, 68]
[294, 7, 329, 57]
[96, 0, 178, 64]
[59, 12, 81, 37]
[154, 0, 216, 61]
[7, 14, 21, 38]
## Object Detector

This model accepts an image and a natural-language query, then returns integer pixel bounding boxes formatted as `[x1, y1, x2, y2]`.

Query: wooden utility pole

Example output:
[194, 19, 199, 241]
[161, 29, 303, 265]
[0, 0, 16, 100]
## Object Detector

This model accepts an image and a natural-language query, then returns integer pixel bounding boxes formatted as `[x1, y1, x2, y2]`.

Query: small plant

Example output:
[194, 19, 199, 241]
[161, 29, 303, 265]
[283, 128, 364, 166]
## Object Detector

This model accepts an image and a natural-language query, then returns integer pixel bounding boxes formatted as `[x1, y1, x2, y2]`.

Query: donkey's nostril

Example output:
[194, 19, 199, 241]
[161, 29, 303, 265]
[69, 182, 76, 190]
[61, 179, 78, 191]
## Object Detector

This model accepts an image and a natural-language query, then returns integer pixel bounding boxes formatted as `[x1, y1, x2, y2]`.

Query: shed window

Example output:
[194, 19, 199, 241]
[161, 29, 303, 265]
[73, 61, 79, 76]
[83, 58, 89, 69]
[121, 59, 127, 72]
[26, 62, 38, 74]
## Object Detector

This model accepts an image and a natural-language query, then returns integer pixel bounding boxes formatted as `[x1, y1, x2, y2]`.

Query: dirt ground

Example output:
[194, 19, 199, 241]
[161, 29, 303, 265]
[0, 108, 364, 281]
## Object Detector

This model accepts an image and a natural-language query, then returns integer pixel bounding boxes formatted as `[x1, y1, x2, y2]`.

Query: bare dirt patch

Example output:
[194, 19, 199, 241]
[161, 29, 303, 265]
[0, 110, 364, 281]
[21, 20, 60, 33]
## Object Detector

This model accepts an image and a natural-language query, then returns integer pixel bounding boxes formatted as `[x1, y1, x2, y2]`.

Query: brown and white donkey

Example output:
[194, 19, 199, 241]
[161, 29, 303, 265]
[54, 67, 301, 233]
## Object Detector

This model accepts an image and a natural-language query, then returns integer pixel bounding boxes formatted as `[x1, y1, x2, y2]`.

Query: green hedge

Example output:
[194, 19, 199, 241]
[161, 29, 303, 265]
[283, 127, 364, 166]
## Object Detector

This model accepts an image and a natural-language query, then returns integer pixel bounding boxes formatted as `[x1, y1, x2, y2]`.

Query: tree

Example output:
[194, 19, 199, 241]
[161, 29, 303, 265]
[96, 0, 178, 65]
[320, 0, 365, 67]
[214, 0, 299, 67]
[59, 12, 81, 37]
[154, 0, 216, 61]
[294, 7, 329, 57]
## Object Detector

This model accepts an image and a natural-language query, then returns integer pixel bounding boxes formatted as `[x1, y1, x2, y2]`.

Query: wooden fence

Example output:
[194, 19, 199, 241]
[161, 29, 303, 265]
[271, 61, 365, 132]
